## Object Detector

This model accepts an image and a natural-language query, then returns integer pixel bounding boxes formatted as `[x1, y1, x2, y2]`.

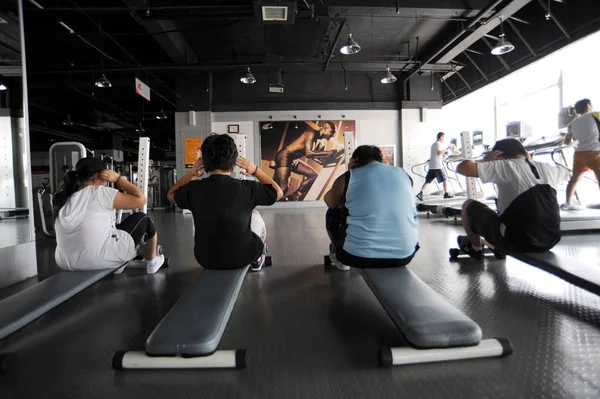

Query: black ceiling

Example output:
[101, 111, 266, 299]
[1, 0, 598, 158]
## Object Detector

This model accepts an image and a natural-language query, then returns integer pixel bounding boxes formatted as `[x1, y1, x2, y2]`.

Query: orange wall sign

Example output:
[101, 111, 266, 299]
[184, 138, 202, 167]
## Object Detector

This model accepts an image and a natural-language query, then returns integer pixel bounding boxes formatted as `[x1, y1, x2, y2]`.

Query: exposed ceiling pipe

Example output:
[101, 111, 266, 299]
[323, 20, 347, 71]
[32, 60, 460, 75]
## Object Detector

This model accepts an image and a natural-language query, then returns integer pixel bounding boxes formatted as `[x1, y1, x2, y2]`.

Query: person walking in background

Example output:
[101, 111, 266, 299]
[416, 132, 455, 201]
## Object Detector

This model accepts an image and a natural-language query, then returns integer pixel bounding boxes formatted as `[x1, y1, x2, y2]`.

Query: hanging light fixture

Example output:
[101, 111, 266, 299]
[340, 25, 361, 55]
[381, 68, 397, 84]
[94, 74, 112, 88]
[0, 82, 6, 91]
[63, 114, 75, 126]
[156, 106, 168, 120]
[490, 16, 515, 56]
[240, 68, 256, 84]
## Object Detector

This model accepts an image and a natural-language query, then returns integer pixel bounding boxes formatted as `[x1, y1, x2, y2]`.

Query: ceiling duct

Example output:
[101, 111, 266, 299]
[253, 1, 297, 25]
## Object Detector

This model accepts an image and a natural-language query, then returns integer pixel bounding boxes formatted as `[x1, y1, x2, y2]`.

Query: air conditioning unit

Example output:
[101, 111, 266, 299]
[254, 1, 296, 25]
[262, 6, 287, 21]
[269, 83, 285, 93]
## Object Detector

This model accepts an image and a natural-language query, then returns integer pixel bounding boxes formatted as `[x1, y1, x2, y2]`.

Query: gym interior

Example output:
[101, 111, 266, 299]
[1, 0, 600, 397]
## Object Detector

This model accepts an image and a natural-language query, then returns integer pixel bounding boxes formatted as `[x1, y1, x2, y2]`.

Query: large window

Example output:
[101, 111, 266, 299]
[442, 29, 600, 142]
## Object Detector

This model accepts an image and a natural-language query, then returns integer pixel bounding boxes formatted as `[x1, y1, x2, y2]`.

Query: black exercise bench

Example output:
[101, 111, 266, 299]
[113, 266, 250, 370]
[324, 254, 512, 366]
[0, 267, 121, 341]
[509, 251, 600, 296]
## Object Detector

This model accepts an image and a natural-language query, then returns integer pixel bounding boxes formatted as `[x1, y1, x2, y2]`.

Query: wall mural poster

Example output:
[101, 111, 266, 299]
[184, 138, 202, 168]
[260, 120, 356, 201]
[378, 145, 396, 166]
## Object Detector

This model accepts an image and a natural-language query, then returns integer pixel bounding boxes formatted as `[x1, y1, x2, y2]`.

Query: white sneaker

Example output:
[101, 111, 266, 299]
[251, 255, 265, 272]
[560, 203, 584, 211]
[113, 264, 127, 274]
[329, 245, 350, 271]
[146, 254, 165, 274]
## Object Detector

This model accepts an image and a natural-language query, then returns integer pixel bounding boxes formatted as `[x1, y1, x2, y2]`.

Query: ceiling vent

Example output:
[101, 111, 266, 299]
[262, 6, 287, 21]
[254, 1, 296, 25]
[268, 83, 285, 93]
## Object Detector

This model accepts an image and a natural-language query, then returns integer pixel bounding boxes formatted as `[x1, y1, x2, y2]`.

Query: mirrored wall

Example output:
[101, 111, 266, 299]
[0, 0, 37, 288]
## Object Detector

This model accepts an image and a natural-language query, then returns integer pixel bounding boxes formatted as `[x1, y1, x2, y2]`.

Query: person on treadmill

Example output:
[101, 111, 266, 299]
[273, 121, 341, 201]
[53, 157, 165, 274]
[167, 133, 283, 271]
[562, 98, 600, 210]
[324, 145, 419, 271]
[456, 138, 569, 259]
[416, 132, 455, 201]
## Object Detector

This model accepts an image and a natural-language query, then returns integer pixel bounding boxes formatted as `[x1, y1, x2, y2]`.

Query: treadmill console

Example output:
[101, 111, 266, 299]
[506, 121, 532, 140]
[472, 131, 484, 146]
[558, 107, 577, 129]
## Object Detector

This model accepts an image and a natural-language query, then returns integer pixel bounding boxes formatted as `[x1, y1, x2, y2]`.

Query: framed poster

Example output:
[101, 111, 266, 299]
[228, 124, 240, 133]
[259, 119, 356, 201]
[378, 145, 396, 166]
[184, 138, 202, 168]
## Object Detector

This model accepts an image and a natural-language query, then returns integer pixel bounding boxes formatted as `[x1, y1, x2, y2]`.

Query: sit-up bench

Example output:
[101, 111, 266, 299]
[0, 267, 122, 342]
[324, 257, 512, 366]
[113, 266, 250, 370]
[508, 251, 600, 296]
[0, 266, 124, 372]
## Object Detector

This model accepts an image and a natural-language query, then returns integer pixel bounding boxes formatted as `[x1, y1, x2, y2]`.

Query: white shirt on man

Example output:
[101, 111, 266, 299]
[477, 158, 569, 214]
[55, 185, 136, 270]
[429, 141, 445, 170]
[568, 113, 600, 152]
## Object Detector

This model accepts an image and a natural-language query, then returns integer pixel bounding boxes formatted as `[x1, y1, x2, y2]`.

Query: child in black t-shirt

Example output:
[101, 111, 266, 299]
[168, 134, 283, 271]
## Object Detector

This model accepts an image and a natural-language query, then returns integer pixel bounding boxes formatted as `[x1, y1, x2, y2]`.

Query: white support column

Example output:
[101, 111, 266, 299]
[344, 131, 355, 168]
[230, 133, 247, 179]
[460, 131, 478, 200]
[137, 137, 151, 214]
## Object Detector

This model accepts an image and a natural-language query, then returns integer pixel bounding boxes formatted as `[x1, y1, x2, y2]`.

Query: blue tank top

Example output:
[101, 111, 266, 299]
[343, 162, 418, 259]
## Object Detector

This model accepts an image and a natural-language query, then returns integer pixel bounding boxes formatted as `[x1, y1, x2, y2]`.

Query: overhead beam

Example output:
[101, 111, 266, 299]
[436, 0, 533, 64]
[31, 61, 461, 75]
[506, 19, 536, 56]
[122, 0, 198, 64]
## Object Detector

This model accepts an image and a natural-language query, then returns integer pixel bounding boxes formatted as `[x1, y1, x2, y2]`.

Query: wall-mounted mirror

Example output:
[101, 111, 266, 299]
[0, 0, 37, 288]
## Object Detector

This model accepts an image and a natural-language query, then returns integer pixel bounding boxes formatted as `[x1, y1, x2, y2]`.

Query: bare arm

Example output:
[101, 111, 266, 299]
[167, 158, 203, 203]
[236, 158, 284, 201]
[100, 170, 147, 209]
[303, 131, 333, 157]
[564, 126, 574, 145]
[324, 173, 346, 209]
[456, 160, 479, 178]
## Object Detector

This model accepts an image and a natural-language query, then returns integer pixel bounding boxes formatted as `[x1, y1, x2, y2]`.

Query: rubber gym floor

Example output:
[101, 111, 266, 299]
[1, 207, 599, 398]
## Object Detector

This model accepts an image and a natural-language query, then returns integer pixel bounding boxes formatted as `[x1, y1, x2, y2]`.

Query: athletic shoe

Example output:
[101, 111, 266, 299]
[146, 254, 165, 274]
[251, 255, 266, 272]
[416, 192, 424, 201]
[444, 193, 454, 199]
[113, 264, 127, 275]
[329, 243, 350, 271]
[560, 203, 583, 211]
[457, 236, 483, 260]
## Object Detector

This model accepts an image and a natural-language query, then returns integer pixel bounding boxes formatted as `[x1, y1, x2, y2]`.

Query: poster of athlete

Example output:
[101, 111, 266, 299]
[259, 120, 356, 201]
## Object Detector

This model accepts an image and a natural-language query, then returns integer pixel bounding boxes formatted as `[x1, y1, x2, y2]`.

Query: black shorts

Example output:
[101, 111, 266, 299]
[425, 168, 446, 183]
[116, 212, 156, 246]
[466, 201, 516, 252]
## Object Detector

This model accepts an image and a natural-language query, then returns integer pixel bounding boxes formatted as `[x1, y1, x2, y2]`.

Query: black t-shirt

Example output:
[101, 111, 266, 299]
[174, 175, 277, 269]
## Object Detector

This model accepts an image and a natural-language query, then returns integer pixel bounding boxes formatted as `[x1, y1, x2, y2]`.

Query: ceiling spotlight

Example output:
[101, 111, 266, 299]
[490, 16, 515, 56]
[381, 68, 397, 84]
[0, 82, 6, 91]
[340, 33, 361, 55]
[240, 68, 256, 84]
[94, 74, 112, 88]
[491, 36, 515, 55]
[62, 115, 75, 126]
[156, 107, 168, 120]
